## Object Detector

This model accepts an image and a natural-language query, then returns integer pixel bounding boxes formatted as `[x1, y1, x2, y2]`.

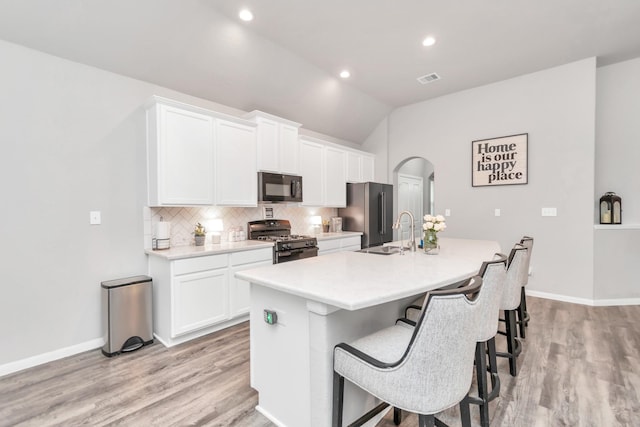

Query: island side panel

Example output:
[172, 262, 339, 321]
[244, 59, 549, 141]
[307, 296, 418, 427]
[250, 283, 311, 426]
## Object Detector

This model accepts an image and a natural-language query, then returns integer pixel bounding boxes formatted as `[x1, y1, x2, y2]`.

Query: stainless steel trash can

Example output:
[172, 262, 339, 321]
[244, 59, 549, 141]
[101, 275, 153, 357]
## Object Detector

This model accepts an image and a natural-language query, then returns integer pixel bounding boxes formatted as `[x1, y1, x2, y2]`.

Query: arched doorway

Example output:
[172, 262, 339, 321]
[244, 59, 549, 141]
[393, 157, 435, 240]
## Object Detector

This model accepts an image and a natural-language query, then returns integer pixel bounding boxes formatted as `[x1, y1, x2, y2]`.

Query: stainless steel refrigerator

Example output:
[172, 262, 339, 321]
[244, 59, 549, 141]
[338, 182, 394, 248]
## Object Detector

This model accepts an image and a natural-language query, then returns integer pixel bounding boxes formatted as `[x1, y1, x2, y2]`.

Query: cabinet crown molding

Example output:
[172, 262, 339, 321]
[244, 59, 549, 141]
[147, 95, 256, 128]
[243, 110, 302, 128]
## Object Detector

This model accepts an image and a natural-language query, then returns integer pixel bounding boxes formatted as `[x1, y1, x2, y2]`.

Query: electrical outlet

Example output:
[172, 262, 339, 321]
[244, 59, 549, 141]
[89, 211, 101, 225]
[494, 208, 501, 217]
[444, 209, 451, 217]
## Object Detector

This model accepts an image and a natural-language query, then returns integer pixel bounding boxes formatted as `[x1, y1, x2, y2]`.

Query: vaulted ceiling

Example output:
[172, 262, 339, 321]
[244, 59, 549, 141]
[1, 0, 640, 143]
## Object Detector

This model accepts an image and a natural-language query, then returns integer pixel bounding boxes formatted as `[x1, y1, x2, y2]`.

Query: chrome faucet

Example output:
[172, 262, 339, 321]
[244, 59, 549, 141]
[392, 211, 416, 253]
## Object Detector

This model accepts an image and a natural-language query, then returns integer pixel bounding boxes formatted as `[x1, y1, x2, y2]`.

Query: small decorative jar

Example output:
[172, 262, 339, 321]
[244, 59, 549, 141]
[599, 192, 622, 224]
[195, 235, 206, 246]
[423, 229, 440, 254]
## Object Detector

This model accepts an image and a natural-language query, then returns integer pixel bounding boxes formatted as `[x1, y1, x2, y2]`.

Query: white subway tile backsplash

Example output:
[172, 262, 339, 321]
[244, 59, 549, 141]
[147, 205, 338, 247]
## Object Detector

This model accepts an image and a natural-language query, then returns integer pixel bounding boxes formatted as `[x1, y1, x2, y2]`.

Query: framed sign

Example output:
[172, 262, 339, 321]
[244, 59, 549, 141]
[472, 133, 528, 187]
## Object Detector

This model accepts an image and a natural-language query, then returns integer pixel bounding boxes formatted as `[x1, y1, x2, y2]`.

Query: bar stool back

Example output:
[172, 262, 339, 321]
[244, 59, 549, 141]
[332, 276, 483, 427]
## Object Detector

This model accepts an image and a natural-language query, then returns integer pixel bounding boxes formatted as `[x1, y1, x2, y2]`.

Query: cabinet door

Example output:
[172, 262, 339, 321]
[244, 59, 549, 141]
[172, 268, 229, 337]
[229, 260, 272, 317]
[324, 146, 347, 207]
[216, 119, 257, 206]
[255, 117, 280, 173]
[154, 105, 215, 205]
[280, 124, 300, 174]
[362, 155, 375, 182]
[300, 139, 324, 206]
[346, 152, 362, 183]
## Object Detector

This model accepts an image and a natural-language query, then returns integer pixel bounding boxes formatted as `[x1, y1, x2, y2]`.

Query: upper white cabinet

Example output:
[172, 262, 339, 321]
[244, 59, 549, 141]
[299, 138, 326, 206]
[324, 145, 347, 207]
[346, 151, 375, 183]
[146, 96, 257, 207]
[299, 136, 347, 207]
[245, 111, 302, 175]
[215, 119, 257, 206]
[147, 101, 215, 206]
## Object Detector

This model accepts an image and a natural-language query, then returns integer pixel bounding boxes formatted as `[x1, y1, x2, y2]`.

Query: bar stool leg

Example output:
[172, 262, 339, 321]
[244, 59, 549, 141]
[475, 342, 490, 427]
[332, 372, 344, 427]
[393, 407, 402, 425]
[505, 310, 518, 377]
[517, 287, 527, 339]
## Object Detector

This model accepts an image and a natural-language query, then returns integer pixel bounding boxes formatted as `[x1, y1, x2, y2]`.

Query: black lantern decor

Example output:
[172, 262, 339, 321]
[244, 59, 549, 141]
[599, 192, 622, 224]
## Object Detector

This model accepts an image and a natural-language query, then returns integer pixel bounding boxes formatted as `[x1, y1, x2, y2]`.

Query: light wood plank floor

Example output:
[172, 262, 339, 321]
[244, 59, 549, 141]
[1, 297, 639, 426]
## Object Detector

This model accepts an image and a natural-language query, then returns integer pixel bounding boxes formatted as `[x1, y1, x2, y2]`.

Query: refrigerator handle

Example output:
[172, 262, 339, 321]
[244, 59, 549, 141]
[380, 191, 386, 235]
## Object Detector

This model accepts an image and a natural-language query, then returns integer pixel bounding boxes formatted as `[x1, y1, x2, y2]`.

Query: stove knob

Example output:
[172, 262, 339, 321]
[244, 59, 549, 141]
[283, 243, 291, 250]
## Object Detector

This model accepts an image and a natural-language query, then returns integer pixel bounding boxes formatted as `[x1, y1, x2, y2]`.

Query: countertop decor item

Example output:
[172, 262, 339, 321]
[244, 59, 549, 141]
[194, 222, 206, 246]
[423, 214, 446, 254]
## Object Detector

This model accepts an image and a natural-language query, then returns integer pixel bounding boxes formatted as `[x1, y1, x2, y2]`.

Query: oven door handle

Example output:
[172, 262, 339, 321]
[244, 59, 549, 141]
[278, 249, 304, 257]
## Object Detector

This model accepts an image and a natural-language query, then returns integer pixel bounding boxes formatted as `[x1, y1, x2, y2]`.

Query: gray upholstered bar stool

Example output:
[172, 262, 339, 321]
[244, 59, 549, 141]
[332, 276, 483, 427]
[497, 244, 528, 377]
[516, 236, 534, 338]
[404, 254, 507, 427]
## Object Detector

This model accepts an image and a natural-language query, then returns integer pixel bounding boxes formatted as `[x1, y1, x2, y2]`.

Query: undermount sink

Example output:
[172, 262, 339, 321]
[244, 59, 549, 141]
[357, 245, 402, 255]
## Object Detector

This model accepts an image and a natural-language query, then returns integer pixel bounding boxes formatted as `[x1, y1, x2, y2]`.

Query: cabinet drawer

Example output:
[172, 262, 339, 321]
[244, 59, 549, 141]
[173, 255, 228, 275]
[318, 239, 341, 251]
[340, 236, 361, 248]
[230, 248, 273, 266]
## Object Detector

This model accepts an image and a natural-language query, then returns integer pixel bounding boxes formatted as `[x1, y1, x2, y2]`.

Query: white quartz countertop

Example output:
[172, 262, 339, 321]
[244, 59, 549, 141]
[314, 231, 362, 241]
[235, 237, 501, 311]
[145, 240, 274, 260]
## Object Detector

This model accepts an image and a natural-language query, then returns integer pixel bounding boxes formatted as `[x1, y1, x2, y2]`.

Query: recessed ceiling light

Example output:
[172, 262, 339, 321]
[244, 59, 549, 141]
[340, 70, 351, 79]
[422, 36, 436, 47]
[239, 9, 254, 22]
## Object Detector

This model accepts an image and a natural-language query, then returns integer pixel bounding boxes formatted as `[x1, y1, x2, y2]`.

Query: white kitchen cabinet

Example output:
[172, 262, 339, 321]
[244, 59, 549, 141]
[299, 138, 324, 206]
[317, 235, 362, 256]
[215, 119, 257, 206]
[173, 267, 229, 336]
[147, 101, 215, 206]
[324, 145, 347, 207]
[146, 96, 257, 207]
[148, 246, 274, 347]
[300, 136, 347, 207]
[346, 151, 375, 183]
[245, 111, 302, 175]
[229, 248, 273, 317]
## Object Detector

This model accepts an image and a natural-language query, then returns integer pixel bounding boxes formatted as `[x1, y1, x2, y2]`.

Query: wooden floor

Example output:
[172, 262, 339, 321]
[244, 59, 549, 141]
[1, 296, 639, 426]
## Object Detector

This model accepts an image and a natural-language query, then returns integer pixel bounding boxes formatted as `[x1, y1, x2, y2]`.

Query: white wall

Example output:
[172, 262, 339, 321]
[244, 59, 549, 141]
[0, 39, 358, 373]
[364, 58, 597, 300]
[593, 57, 640, 300]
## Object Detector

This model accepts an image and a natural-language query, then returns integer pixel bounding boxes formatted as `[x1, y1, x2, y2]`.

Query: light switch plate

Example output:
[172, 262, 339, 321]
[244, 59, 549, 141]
[444, 209, 451, 217]
[494, 208, 501, 217]
[89, 211, 101, 225]
[541, 207, 557, 217]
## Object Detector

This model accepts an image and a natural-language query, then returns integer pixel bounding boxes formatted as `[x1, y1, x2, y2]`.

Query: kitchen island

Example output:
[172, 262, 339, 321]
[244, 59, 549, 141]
[235, 237, 500, 427]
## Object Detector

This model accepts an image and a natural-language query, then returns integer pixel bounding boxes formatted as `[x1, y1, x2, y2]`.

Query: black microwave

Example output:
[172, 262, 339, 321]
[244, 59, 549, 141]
[258, 172, 303, 203]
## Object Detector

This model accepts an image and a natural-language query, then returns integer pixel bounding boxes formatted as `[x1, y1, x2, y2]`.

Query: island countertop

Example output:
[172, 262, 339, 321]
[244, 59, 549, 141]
[235, 237, 500, 311]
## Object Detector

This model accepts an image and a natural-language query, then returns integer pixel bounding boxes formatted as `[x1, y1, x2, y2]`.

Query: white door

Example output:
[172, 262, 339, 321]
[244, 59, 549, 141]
[397, 174, 424, 240]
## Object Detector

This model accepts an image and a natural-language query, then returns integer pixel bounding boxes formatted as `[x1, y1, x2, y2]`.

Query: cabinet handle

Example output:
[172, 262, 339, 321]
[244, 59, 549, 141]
[380, 192, 386, 235]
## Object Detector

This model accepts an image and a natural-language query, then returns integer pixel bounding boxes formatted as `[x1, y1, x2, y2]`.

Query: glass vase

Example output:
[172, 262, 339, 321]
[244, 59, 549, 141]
[423, 229, 439, 254]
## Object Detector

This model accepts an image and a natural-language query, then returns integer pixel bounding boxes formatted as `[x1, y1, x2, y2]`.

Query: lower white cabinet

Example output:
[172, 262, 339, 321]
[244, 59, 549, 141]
[173, 267, 228, 336]
[148, 246, 273, 347]
[317, 235, 362, 256]
[229, 250, 273, 317]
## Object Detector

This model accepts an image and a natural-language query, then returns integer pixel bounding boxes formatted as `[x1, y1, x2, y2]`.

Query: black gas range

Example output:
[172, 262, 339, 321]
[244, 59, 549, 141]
[248, 219, 318, 264]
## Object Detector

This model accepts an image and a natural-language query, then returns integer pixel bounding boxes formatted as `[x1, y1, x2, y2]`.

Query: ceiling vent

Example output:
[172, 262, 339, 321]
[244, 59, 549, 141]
[417, 73, 441, 84]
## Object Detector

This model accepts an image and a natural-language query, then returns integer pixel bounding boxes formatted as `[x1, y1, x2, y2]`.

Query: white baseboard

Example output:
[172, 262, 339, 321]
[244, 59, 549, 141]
[0, 337, 104, 378]
[527, 290, 640, 307]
